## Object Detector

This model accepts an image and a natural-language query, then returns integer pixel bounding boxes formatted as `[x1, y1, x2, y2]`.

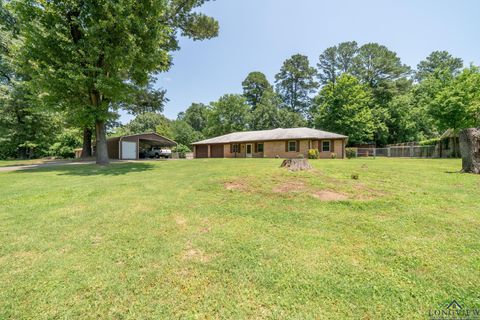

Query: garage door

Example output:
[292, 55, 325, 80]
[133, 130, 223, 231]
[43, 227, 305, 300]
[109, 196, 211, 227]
[195, 145, 208, 158]
[210, 144, 224, 158]
[121, 141, 137, 159]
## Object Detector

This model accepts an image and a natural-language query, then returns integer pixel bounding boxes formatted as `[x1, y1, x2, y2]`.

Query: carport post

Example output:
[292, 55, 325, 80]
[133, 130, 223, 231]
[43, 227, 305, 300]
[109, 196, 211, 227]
[207, 145, 211, 158]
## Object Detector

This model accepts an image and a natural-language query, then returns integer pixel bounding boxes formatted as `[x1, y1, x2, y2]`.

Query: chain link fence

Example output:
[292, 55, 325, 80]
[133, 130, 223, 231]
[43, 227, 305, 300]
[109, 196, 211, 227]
[353, 145, 438, 158]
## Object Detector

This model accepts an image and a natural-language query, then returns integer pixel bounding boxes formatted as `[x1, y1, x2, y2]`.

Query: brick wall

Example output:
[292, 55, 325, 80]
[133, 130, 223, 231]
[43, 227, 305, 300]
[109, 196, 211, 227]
[199, 139, 346, 159]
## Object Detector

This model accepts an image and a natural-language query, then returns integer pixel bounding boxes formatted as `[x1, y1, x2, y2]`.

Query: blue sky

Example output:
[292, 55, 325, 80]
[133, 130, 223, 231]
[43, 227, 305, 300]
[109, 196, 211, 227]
[120, 0, 479, 123]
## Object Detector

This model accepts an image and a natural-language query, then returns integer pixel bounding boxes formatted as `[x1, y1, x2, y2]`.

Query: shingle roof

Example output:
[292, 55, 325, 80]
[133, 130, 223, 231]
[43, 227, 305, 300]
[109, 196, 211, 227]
[192, 128, 348, 145]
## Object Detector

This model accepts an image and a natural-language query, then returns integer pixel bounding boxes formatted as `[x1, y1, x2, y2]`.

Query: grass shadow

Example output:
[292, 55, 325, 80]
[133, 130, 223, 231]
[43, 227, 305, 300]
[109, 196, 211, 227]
[14, 162, 156, 176]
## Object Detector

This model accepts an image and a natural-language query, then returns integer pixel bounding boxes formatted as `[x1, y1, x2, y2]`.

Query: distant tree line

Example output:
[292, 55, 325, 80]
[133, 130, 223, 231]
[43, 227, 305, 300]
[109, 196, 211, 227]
[118, 41, 478, 149]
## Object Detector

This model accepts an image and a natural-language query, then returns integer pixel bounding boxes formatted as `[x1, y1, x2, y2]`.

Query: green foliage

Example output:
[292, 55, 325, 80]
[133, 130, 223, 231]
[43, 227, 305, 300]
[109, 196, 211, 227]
[419, 138, 440, 146]
[48, 129, 82, 158]
[385, 93, 436, 143]
[172, 143, 191, 158]
[317, 41, 358, 85]
[170, 120, 204, 146]
[249, 90, 306, 130]
[242, 71, 273, 108]
[430, 67, 480, 131]
[117, 85, 167, 115]
[206, 94, 250, 137]
[313, 74, 375, 145]
[352, 43, 411, 88]
[119, 112, 171, 136]
[178, 103, 209, 132]
[416, 51, 463, 81]
[308, 149, 319, 159]
[345, 148, 357, 159]
[275, 54, 318, 115]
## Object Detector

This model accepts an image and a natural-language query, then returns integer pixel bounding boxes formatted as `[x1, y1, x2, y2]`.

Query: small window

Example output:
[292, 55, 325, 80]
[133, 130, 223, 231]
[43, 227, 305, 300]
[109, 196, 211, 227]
[257, 143, 264, 152]
[288, 141, 297, 152]
[322, 141, 331, 152]
[232, 144, 240, 153]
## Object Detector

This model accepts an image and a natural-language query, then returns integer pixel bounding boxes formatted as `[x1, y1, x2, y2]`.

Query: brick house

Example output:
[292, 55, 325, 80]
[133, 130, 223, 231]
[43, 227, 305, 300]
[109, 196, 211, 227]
[192, 128, 348, 159]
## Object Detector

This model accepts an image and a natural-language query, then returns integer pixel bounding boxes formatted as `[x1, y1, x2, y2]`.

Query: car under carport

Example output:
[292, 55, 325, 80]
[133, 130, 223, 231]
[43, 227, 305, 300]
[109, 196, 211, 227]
[106, 133, 177, 160]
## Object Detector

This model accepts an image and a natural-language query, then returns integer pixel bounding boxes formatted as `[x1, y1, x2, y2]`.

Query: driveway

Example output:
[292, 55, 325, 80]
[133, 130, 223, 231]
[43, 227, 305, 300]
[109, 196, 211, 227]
[0, 160, 96, 172]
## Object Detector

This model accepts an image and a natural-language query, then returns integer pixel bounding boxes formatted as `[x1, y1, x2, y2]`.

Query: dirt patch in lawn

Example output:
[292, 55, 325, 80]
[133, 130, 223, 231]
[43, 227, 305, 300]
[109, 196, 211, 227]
[182, 242, 211, 263]
[353, 183, 387, 200]
[312, 190, 348, 201]
[273, 181, 306, 193]
[175, 216, 187, 226]
[224, 180, 249, 191]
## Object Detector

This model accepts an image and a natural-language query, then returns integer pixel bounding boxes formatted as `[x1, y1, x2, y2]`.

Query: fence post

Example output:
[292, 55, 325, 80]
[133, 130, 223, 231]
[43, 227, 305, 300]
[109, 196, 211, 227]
[373, 148, 376, 159]
[387, 147, 391, 157]
[410, 145, 413, 158]
[355, 148, 358, 158]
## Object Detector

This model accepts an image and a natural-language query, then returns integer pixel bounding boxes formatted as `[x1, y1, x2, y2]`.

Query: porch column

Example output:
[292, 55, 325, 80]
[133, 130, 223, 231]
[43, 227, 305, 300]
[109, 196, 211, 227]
[207, 145, 211, 158]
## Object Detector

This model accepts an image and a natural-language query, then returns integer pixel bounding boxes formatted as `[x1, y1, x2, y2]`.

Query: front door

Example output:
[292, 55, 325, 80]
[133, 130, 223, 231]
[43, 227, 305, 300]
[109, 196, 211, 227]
[246, 144, 253, 158]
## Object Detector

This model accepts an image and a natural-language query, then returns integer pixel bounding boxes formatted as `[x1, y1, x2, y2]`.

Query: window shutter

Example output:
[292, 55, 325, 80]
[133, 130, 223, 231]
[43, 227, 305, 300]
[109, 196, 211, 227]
[254, 143, 257, 153]
[230, 144, 233, 153]
[318, 140, 322, 151]
[331, 140, 335, 152]
[296, 140, 300, 152]
[285, 141, 288, 152]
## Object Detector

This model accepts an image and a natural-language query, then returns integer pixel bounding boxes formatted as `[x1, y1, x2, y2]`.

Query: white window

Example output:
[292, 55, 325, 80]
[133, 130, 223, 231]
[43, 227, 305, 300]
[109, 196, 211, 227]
[322, 141, 331, 152]
[288, 141, 297, 152]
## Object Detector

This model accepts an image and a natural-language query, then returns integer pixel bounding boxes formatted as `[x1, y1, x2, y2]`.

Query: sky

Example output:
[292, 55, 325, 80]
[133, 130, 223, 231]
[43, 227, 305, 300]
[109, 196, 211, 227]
[120, 0, 480, 123]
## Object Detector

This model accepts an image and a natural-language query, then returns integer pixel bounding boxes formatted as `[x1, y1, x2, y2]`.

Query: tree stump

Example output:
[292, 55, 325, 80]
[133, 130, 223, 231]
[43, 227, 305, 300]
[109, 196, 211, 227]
[280, 158, 312, 171]
[459, 128, 480, 174]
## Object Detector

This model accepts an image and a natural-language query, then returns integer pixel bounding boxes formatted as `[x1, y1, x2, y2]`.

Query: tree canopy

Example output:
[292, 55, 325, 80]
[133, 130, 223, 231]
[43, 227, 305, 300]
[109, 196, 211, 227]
[416, 50, 463, 81]
[275, 54, 318, 116]
[313, 74, 375, 145]
[8, 0, 219, 163]
[242, 71, 273, 109]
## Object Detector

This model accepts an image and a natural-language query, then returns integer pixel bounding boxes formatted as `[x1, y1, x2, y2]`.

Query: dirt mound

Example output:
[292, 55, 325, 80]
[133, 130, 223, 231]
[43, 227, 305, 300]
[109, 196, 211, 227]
[312, 190, 348, 201]
[273, 181, 306, 193]
[182, 241, 211, 263]
[224, 180, 248, 191]
[182, 248, 210, 263]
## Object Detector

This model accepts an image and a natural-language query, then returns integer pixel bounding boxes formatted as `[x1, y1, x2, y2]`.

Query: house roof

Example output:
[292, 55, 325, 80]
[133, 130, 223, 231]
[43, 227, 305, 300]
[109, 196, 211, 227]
[192, 128, 348, 145]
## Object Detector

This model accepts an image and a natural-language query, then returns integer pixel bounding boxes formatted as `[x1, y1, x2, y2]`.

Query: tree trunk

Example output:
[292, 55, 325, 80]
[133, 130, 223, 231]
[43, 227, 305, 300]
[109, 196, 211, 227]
[81, 127, 93, 158]
[280, 158, 312, 171]
[95, 121, 109, 165]
[459, 128, 480, 174]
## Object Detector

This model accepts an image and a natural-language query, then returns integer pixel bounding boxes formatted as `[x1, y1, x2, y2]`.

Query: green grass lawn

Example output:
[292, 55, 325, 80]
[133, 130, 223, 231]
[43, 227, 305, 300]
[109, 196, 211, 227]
[1, 158, 479, 319]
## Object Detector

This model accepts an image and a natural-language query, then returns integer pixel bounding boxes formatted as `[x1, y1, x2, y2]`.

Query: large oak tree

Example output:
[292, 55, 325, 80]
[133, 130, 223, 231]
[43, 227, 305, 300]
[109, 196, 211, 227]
[10, 0, 218, 164]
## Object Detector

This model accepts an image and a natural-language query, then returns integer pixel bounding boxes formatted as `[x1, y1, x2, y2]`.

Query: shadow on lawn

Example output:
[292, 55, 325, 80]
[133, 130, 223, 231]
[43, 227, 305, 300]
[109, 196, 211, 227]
[16, 162, 155, 176]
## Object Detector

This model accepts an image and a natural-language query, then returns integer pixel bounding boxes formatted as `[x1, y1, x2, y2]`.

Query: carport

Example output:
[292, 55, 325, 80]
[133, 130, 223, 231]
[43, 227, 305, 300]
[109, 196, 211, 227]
[106, 133, 177, 160]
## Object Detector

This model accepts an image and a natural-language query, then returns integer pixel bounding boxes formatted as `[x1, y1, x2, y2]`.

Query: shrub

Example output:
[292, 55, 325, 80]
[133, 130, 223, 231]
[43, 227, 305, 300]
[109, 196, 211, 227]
[173, 144, 191, 158]
[47, 129, 82, 159]
[419, 138, 440, 146]
[346, 148, 357, 159]
[308, 149, 319, 159]
[330, 152, 337, 159]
